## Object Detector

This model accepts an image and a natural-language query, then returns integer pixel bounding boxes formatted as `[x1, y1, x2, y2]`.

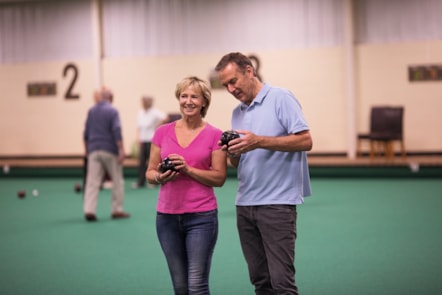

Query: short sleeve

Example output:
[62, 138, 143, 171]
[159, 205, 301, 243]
[276, 90, 309, 134]
[209, 127, 223, 152]
[152, 123, 169, 147]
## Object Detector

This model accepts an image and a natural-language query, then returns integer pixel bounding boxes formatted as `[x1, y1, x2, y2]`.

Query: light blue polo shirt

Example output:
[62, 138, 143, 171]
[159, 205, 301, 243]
[232, 83, 312, 206]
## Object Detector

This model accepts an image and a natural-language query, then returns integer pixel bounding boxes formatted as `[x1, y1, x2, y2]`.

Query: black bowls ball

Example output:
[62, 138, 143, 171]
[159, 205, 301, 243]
[220, 130, 240, 146]
[160, 157, 179, 173]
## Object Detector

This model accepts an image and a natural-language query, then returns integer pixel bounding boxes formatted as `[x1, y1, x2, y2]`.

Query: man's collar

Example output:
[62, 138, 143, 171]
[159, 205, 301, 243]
[240, 83, 270, 109]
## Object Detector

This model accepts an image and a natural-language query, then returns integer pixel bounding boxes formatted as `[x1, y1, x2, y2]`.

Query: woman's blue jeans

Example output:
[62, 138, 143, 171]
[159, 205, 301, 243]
[156, 209, 218, 295]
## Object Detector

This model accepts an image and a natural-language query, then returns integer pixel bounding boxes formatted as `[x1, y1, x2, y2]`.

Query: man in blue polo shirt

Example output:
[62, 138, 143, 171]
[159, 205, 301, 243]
[215, 52, 312, 295]
[83, 87, 130, 222]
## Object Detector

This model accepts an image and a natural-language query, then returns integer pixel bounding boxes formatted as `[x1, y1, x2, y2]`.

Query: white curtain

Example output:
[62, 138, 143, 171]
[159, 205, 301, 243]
[0, 0, 93, 63]
[4, 0, 442, 63]
[102, 0, 344, 58]
[355, 0, 442, 44]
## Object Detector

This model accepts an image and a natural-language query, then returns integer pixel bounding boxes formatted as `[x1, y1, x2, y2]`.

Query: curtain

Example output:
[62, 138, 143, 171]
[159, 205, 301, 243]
[102, 0, 344, 58]
[4, 0, 442, 63]
[355, 0, 442, 44]
[0, 0, 93, 63]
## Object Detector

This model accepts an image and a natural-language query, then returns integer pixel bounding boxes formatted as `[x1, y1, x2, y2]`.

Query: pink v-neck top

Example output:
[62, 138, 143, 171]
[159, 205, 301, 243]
[152, 121, 223, 214]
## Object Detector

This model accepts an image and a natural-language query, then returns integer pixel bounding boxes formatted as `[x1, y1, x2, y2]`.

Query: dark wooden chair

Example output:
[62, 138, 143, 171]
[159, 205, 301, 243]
[357, 106, 405, 160]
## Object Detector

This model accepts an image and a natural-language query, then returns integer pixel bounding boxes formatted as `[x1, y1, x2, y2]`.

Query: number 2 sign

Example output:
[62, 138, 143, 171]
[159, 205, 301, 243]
[63, 63, 80, 99]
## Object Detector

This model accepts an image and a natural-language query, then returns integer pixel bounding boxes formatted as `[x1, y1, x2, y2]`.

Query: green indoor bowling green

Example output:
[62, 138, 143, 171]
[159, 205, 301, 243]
[1, 171, 441, 295]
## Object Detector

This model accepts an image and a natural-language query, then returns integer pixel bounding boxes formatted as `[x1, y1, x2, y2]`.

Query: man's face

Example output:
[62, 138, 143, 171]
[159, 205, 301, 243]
[217, 62, 255, 105]
[142, 98, 153, 109]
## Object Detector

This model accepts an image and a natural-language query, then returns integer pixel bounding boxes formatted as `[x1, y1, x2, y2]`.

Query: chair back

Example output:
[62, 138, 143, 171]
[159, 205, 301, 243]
[370, 106, 404, 141]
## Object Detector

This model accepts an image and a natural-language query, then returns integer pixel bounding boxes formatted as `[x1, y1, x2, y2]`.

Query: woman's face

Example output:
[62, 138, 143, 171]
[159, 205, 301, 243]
[178, 84, 205, 118]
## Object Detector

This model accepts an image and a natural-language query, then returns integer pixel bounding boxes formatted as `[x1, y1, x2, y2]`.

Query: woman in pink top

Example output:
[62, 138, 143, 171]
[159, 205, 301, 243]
[146, 76, 227, 295]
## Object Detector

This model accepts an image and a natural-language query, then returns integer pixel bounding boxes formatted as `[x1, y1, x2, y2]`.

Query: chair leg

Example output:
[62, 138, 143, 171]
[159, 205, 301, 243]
[371, 140, 380, 159]
[400, 140, 406, 160]
[356, 140, 361, 157]
[383, 141, 388, 159]
[386, 141, 394, 160]
[369, 141, 375, 159]
[375, 141, 383, 158]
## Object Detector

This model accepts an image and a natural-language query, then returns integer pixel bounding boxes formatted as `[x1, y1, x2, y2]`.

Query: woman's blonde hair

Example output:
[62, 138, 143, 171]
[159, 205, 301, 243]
[175, 76, 211, 118]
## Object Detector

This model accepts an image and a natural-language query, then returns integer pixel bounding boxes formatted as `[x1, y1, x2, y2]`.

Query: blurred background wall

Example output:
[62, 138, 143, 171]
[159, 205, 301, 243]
[0, 0, 441, 156]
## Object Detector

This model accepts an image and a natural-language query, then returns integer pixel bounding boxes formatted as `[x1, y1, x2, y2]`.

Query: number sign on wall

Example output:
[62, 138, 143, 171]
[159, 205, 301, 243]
[62, 63, 80, 99]
[26, 63, 80, 99]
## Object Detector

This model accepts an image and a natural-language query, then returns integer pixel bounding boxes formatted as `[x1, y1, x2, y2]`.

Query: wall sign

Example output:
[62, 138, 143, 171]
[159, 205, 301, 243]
[63, 63, 80, 99]
[209, 69, 223, 89]
[408, 64, 442, 82]
[248, 54, 263, 82]
[26, 62, 81, 99]
[27, 82, 57, 97]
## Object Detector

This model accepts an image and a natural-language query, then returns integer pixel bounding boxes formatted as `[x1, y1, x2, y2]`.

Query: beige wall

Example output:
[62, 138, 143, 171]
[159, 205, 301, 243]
[356, 41, 442, 152]
[1, 41, 441, 156]
[0, 60, 96, 155]
[103, 49, 346, 154]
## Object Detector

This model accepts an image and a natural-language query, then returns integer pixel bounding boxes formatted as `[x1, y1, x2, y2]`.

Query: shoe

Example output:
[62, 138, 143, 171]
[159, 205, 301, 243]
[102, 181, 113, 189]
[131, 182, 141, 189]
[85, 213, 97, 222]
[111, 212, 130, 219]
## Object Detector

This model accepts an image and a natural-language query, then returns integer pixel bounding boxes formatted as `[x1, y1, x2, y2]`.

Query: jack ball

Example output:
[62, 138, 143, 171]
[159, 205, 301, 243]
[17, 190, 26, 199]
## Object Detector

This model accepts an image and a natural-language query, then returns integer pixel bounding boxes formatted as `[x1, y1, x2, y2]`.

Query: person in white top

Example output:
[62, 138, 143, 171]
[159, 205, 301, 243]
[134, 96, 168, 188]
